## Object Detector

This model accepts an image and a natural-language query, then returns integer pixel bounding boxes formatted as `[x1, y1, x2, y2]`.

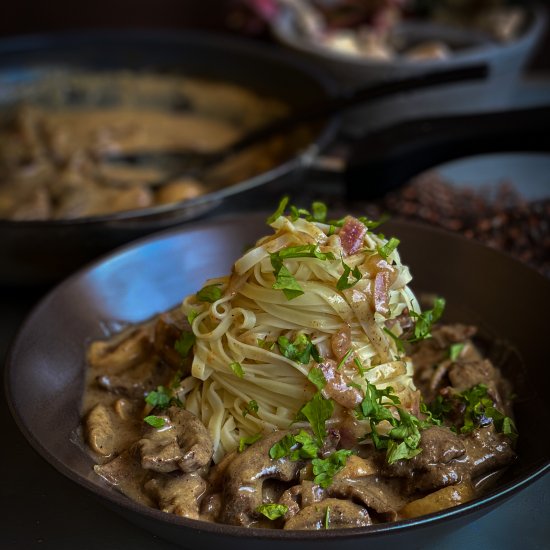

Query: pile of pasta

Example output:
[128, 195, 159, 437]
[179, 209, 420, 462]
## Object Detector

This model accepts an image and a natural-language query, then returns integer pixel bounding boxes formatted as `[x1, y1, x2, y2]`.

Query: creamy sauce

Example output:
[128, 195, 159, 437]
[0, 72, 303, 220]
[80, 312, 517, 529]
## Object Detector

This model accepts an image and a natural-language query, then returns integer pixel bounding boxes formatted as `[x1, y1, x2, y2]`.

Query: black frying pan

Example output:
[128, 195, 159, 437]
[0, 29, 340, 287]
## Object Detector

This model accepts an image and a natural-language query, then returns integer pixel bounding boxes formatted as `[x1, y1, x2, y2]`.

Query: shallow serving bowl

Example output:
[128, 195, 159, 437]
[5, 213, 550, 549]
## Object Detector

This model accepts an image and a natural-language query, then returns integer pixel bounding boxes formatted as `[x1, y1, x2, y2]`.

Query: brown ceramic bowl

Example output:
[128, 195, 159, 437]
[5, 213, 550, 549]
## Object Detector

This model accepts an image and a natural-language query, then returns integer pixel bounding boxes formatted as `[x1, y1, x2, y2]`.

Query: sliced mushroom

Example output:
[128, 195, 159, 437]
[221, 431, 304, 526]
[84, 402, 140, 458]
[136, 406, 214, 474]
[145, 473, 207, 519]
[399, 481, 474, 519]
[87, 326, 153, 374]
[328, 477, 406, 521]
[279, 481, 325, 520]
[94, 449, 154, 507]
[284, 498, 371, 530]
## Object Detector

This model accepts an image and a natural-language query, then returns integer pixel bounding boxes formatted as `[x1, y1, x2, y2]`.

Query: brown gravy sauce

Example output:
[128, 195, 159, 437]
[80, 309, 517, 529]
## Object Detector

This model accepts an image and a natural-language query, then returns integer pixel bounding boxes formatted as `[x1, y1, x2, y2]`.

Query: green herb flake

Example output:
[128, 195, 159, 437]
[409, 297, 446, 343]
[336, 260, 362, 291]
[277, 244, 335, 262]
[187, 310, 199, 325]
[144, 415, 166, 429]
[257, 338, 275, 351]
[269, 433, 298, 460]
[278, 333, 322, 365]
[270, 253, 304, 300]
[377, 237, 400, 260]
[337, 348, 354, 370]
[269, 430, 320, 461]
[267, 196, 289, 224]
[297, 393, 334, 445]
[257, 503, 288, 521]
[230, 361, 245, 378]
[145, 386, 171, 409]
[174, 331, 196, 359]
[242, 399, 259, 417]
[312, 449, 353, 488]
[308, 367, 327, 391]
[324, 506, 331, 529]
[238, 432, 262, 452]
[196, 284, 223, 303]
[312, 201, 328, 222]
[449, 342, 465, 361]
[354, 357, 366, 376]
[383, 327, 405, 354]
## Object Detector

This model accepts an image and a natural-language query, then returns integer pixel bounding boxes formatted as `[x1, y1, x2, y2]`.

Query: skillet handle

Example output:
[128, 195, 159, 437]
[344, 105, 550, 200]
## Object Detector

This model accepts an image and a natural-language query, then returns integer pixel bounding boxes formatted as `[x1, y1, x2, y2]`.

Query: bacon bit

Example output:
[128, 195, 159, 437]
[331, 325, 353, 364]
[319, 360, 363, 409]
[339, 216, 367, 256]
[364, 255, 396, 316]
[373, 270, 391, 315]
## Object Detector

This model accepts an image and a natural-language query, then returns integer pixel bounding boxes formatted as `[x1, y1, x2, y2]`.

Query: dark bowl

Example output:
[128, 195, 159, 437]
[5, 213, 550, 549]
[0, 29, 337, 287]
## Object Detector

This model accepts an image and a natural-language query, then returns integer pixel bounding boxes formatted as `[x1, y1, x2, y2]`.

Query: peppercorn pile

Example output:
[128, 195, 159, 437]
[358, 172, 550, 278]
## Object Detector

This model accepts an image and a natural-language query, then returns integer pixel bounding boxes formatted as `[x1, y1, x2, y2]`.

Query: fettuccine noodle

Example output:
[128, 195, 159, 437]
[180, 212, 420, 462]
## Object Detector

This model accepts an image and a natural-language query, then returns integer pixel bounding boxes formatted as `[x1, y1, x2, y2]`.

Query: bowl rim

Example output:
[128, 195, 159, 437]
[5, 214, 550, 539]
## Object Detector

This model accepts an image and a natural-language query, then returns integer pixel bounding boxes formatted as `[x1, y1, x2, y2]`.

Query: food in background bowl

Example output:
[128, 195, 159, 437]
[81, 200, 517, 528]
[264, 0, 531, 61]
[0, 71, 300, 220]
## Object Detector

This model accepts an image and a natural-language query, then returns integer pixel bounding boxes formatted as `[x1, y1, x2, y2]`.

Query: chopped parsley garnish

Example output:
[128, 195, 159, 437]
[312, 449, 353, 489]
[270, 245, 336, 301]
[296, 392, 334, 445]
[324, 506, 331, 529]
[270, 253, 304, 300]
[336, 260, 362, 291]
[257, 338, 276, 350]
[409, 297, 446, 342]
[457, 384, 518, 438]
[144, 415, 166, 429]
[426, 384, 517, 440]
[354, 357, 366, 376]
[230, 361, 245, 378]
[277, 244, 335, 262]
[242, 399, 259, 417]
[257, 503, 288, 520]
[174, 331, 195, 359]
[356, 381, 429, 464]
[267, 196, 289, 224]
[196, 283, 223, 303]
[269, 430, 320, 461]
[307, 367, 327, 391]
[449, 342, 465, 361]
[377, 237, 400, 260]
[337, 348, 354, 369]
[289, 201, 328, 223]
[238, 432, 262, 452]
[145, 385, 182, 409]
[187, 309, 199, 325]
[278, 333, 322, 365]
[383, 327, 406, 354]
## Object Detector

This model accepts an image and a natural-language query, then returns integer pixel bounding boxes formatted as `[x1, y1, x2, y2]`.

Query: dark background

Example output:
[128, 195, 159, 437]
[0, 0, 548, 70]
